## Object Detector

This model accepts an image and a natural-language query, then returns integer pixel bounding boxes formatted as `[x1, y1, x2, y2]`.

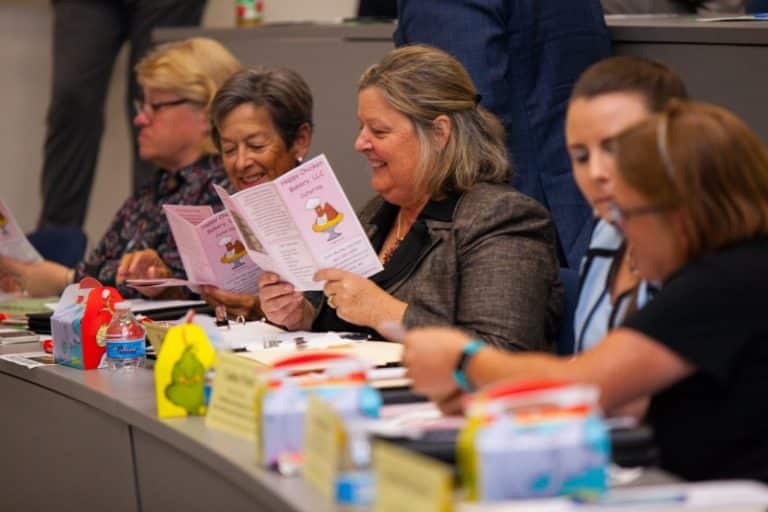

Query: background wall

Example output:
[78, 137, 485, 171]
[0, 0, 357, 249]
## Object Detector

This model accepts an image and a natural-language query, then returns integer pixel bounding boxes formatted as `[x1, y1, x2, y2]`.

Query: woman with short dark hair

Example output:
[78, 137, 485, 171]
[195, 67, 315, 319]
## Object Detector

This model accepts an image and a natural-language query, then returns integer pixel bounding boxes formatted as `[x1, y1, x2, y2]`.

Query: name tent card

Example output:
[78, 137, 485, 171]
[374, 441, 454, 512]
[302, 395, 347, 500]
[205, 351, 266, 440]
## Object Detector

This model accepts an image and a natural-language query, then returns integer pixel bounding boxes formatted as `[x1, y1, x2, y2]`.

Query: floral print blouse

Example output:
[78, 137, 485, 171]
[73, 155, 229, 298]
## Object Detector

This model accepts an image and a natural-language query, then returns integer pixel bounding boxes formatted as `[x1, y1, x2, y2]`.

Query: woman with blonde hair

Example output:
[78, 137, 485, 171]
[0, 37, 241, 297]
[404, 99, 768, 482]
[259, 44, 562, 352]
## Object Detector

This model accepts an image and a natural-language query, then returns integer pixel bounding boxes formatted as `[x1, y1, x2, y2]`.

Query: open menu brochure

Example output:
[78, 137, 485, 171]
[216, 153, 382, 291]
[127, 205, 262, 294]
[129, 154, 382, 292]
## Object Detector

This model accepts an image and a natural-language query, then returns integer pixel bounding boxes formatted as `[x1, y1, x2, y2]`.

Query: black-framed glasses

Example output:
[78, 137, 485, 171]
[606, 201, 669, 230]
[133, 98, 194, 120]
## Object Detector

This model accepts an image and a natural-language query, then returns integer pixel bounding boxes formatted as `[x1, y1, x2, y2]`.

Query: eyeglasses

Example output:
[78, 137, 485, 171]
[133, 98, 194, 120]
[606, 201, 669, 230]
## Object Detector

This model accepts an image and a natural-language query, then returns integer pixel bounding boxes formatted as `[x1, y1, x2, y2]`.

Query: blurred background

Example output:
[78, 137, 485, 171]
[0, 0, 358, 249]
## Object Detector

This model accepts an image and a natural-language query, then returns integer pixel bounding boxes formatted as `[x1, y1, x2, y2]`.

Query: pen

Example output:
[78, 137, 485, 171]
[0, 313, 28, 327]
[124, 238, 147, 253]
[339, 332, 371, 340]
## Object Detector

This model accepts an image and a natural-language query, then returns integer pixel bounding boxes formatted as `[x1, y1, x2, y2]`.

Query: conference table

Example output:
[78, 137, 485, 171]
[3, 14, 766, 510]
[0, 340, 677, 511]
[0, 342, 335, 512]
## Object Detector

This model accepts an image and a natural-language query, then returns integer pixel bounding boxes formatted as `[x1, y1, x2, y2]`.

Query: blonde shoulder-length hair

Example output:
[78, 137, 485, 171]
[135, 37, 242, 156]
[358, 45, 510, 199]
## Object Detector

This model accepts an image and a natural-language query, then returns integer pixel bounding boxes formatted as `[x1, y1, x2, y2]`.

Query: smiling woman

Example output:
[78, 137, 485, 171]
[0, 37, 241, 299]
[195, 67, 314, 319]
[210, 68, 313, 193]
[258, 45, 563, 353]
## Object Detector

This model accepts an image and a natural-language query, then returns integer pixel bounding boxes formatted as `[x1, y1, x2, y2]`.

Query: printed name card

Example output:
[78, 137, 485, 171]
[374, 441, 455, 512]
[302, 394, 347, 500]
[205, 351, 266, 440]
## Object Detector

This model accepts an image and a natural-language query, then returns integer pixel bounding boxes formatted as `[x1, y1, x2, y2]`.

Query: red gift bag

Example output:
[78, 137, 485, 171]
[51, 278, 123, 369]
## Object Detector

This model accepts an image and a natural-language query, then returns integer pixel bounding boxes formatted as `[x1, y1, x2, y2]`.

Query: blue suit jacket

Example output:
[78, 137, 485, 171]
[395, 0, 611, 268]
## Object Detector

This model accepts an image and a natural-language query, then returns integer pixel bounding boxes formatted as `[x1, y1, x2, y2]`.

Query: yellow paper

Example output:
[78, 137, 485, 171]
[374, 441, 454, 512]
[205, 351, 265, 440]
[302, 395, 347, 500]
[144, 322, 170, 353]
[253, 381, 268, 464]
[154, 323, 216, 418]
[457, 417, 485, 501]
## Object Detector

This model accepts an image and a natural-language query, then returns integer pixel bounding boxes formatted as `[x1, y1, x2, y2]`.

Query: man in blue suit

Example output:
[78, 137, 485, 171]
[395, 0, 611, 269]
[602, 0, 745, 13]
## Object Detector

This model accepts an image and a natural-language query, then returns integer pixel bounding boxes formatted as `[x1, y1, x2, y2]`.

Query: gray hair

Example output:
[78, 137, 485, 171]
[210, 67, 313, 150]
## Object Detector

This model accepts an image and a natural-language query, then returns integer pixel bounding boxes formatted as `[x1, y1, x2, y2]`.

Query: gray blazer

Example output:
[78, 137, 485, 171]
[313, 182, 562, 352]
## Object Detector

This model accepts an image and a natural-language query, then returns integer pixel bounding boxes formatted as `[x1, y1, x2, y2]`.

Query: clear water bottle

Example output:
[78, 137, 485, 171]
[335, 422, 375, 509]
[105, 302, 146, 370]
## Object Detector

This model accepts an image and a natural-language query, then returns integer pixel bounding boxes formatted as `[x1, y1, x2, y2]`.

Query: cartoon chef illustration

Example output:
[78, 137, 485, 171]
[305, 197, 344, 241]
[0, 209, 8, 236]
[219, 235, 247, 269]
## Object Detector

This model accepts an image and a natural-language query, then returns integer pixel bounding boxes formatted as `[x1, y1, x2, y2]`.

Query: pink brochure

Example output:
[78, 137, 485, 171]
[0, 199, 42, 263]
[127, 205, 262, 294]
[215, 154, 383, 291]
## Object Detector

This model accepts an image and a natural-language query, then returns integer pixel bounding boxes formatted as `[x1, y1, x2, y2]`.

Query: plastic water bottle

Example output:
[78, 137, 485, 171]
[105, 302, 146, 370]
[335, 422, 375, 509]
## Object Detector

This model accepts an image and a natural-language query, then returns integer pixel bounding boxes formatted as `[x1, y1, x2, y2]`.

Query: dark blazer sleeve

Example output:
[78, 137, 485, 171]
[395, 0, 511, 157]
[402, 185, 562, 352]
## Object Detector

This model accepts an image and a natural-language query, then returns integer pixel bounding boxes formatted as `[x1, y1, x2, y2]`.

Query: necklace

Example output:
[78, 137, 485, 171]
[380, 210, 405, 265]
[627, 245, 639, 275]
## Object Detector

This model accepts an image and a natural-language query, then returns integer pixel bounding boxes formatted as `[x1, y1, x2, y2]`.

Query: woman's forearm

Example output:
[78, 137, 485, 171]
[466, 348, 566, 389]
